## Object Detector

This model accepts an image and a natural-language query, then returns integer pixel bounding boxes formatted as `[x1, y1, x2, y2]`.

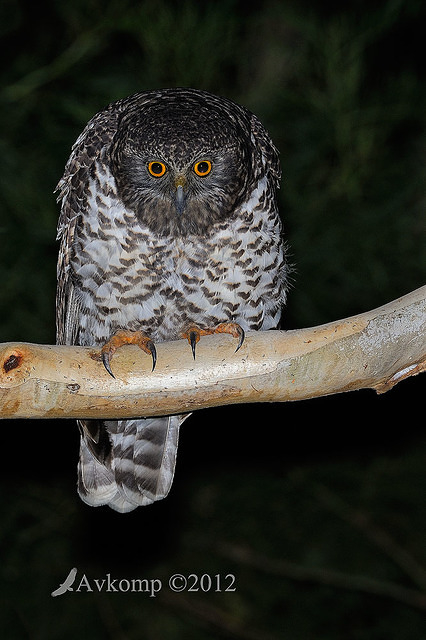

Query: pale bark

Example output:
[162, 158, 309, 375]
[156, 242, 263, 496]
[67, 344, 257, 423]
[0, 286, 425, 420]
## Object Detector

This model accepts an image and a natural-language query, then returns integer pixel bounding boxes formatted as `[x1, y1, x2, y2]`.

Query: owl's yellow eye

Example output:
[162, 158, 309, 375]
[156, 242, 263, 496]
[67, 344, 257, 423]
[193, 160, 212, 177]
[148, 161, 167, 177]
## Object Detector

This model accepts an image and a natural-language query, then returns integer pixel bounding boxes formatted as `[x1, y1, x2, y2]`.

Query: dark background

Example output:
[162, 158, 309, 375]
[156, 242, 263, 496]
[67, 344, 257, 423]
[0, 1, 425, 638]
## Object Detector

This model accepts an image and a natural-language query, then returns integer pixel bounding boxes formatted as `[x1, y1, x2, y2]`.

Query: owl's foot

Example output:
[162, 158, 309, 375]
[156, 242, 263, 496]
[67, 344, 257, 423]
[100, 330, 157, 378]
[182, 322, 245, 359]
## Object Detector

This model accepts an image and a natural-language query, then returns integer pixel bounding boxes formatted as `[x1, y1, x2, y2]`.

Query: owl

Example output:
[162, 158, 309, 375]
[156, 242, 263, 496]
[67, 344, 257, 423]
[56, 88, 289, 512]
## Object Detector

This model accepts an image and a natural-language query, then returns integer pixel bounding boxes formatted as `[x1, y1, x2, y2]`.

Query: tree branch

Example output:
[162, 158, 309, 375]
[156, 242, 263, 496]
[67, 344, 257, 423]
[1, 286, 425, 420]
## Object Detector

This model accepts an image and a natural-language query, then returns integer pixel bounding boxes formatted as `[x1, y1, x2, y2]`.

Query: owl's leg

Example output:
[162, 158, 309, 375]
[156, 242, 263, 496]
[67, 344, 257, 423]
[182, 322, 245, 359]
[100, 330, 157, 378]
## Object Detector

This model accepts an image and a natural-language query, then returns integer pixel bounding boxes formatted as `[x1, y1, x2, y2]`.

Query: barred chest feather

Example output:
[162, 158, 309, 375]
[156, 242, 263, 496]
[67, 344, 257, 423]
[70, 164, 287, 347]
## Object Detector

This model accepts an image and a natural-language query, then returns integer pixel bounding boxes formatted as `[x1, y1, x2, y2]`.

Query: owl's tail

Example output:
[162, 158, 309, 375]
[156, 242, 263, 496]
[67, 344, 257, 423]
[76, 415, 188, 512]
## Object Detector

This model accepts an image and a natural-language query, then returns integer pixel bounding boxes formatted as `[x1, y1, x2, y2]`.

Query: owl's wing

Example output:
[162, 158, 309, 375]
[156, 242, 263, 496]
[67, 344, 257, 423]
[55, 102, 123, 344]
[249, 113, 282, 190]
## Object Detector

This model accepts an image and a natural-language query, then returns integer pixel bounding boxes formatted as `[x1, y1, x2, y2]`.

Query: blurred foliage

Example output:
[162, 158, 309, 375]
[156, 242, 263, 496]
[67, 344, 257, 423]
[0, 0, 425, 638]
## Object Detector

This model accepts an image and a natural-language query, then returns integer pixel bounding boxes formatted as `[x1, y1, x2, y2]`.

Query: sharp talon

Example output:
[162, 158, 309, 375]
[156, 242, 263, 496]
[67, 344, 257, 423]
[235, 327, 245, 353]
[148, 341, 157, 371]
[189, 331, 197, 359]
[102, 352, 115, 379]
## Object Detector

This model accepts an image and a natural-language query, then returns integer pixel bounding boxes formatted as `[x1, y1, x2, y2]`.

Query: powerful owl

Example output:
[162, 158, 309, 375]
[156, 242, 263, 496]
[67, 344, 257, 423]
[56, 88, 289, 512]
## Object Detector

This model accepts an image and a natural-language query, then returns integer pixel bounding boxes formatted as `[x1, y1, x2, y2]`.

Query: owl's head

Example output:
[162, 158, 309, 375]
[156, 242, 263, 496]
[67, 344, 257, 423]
[109, 89, 279, 236]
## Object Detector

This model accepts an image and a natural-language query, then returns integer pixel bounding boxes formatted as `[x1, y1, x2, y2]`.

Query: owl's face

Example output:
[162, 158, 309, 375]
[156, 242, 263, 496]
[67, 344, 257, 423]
[110, 96, 253, 236]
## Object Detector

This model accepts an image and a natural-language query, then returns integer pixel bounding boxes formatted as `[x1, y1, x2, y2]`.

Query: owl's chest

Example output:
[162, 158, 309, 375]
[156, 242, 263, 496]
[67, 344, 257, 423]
[72, 193, 284, 341]
[73, 217, 241, 336]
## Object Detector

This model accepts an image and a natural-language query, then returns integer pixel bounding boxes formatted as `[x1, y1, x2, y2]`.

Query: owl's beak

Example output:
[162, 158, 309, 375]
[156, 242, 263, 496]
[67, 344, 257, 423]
[174, 175, 187, 215]
[176, 185, 185, 214]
